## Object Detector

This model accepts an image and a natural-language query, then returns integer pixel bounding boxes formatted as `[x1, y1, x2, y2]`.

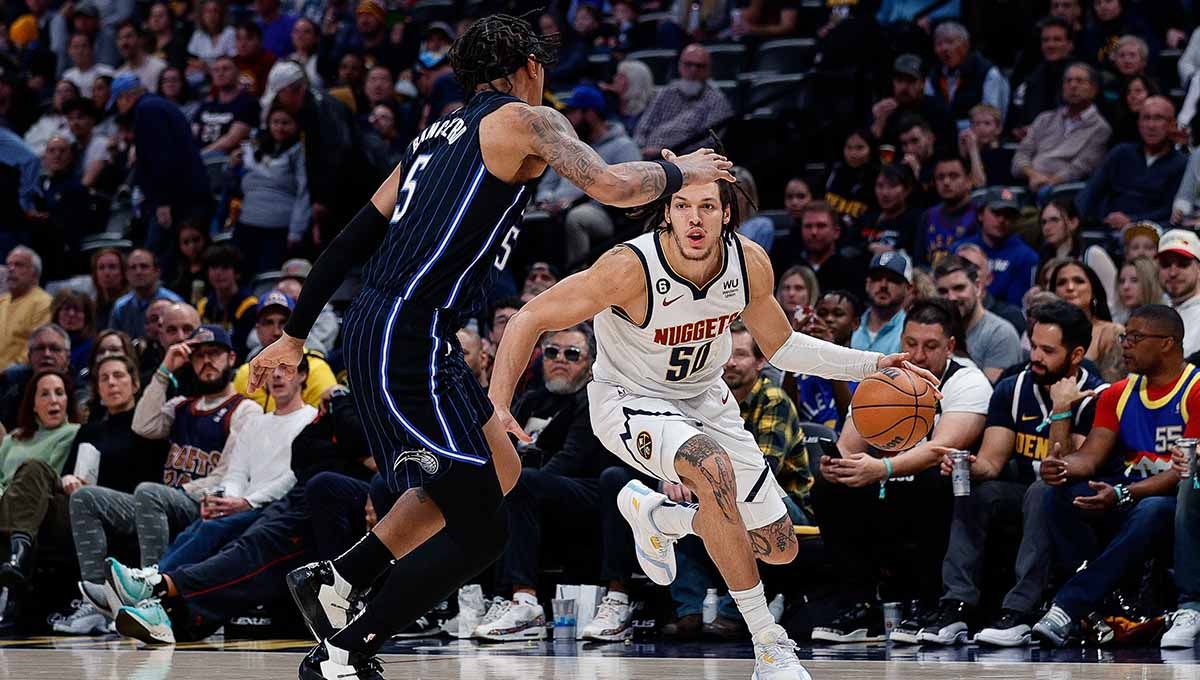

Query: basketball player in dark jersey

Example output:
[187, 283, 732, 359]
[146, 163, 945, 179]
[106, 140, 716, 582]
[246, 14, 735, 680]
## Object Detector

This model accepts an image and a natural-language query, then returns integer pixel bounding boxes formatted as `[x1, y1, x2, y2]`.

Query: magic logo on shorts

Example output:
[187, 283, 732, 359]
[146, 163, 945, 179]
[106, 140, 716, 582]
[636, 431, 653, 460]
[395, 449, 441, 475]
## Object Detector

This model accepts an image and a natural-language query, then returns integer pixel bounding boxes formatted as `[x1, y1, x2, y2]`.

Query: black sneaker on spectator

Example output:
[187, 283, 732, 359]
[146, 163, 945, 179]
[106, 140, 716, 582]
[392, 599, 456, 639]
[298, 640, 384, 680]
[811, 602, 886, 643]
[916, 600, 970, 645]
[975, 610, 1033, 647]
[286, 561, 369, 641]
[889, 601, 932, 645]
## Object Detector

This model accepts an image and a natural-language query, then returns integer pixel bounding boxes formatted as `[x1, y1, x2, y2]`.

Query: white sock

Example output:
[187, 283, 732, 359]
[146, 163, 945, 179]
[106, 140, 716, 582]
[607, 590, 629, 605]
[730, 581, 775, 639]
[330, 565, 353, 600]
[652, 502, 697, 538]
[513, 591, 539, 607]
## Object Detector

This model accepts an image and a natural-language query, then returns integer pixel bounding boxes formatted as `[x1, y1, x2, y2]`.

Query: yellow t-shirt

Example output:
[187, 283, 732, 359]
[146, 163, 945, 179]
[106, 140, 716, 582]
[233, 352, 339, 412]
[0, 287, 52, 371]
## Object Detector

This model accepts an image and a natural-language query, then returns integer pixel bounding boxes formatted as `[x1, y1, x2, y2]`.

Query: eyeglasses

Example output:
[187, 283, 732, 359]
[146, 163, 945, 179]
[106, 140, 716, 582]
[543, 345, 584, 363]
[30, 344, 66, 354]
[1118, 332, 1172, 346]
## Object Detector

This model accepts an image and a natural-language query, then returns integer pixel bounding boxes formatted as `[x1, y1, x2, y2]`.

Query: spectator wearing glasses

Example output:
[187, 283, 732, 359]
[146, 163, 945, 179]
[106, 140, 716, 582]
[633, 45, 734, 159]
[475, 325, 646, 643]
[0, 247, 52, 373]
[1, 324, 73, 430]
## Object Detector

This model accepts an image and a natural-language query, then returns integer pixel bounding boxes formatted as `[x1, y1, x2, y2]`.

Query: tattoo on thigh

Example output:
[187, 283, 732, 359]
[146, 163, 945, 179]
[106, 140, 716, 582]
[677, 435, 720, 468]
[678, 436, 738, 521]
[749, 529, 771, 556]
[767, 519, 793, 552]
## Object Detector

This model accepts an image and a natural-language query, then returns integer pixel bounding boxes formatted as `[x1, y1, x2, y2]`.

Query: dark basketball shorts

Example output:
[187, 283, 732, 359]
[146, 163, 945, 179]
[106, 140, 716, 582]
[341, 291, 498, 521]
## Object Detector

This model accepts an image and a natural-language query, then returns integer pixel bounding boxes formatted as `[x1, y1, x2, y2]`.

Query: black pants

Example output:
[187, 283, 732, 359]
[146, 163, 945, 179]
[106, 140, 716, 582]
[811, 469, 954, 606]
[306, 472, 400, 560]
[165, 486, 313, 641]
[499, 466, 642, 589]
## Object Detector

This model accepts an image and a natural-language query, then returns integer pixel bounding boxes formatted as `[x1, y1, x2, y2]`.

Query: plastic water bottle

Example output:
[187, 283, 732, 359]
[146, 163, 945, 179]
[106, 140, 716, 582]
[702, 588, 719, 624]
[768, 594, 785, 623]
[688, 2, 702, 33]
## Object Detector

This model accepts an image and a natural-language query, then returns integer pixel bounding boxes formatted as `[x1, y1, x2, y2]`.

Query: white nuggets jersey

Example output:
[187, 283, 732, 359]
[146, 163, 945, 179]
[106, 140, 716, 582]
[592, 230, 750, 400]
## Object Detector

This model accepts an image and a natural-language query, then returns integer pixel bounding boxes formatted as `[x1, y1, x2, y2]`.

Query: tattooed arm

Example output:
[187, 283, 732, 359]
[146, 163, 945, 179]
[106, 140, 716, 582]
[515, 105, 735, 207]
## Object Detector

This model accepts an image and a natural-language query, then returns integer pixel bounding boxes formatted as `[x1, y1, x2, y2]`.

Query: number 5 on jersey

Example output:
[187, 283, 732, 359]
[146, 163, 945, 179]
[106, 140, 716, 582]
[390, 154, 431, 223]
[666, 340, 713, 382]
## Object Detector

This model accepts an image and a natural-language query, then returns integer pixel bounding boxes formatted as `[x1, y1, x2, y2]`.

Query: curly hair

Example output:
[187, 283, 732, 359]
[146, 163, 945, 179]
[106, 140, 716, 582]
[449, 13, 559, 97]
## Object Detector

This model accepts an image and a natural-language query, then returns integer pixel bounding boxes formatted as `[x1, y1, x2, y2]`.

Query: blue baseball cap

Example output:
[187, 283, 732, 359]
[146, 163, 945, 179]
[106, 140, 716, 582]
[188, 324, 234, 350]
[256, 290, 295, 317]
[564, 84, 607, 116]
[107, 72, 141, 109]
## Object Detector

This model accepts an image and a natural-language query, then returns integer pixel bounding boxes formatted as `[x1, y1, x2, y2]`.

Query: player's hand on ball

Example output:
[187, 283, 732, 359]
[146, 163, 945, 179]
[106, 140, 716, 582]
[876, 354, 942, 400]
[248, 332, 305, 392]
[832, 452, 887, 488]
[493, 406, 533, 443]
[665, 147, 736, 185]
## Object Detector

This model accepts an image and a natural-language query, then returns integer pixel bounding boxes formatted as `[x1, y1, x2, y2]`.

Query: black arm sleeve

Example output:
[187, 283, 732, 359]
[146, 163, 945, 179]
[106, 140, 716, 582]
[284, 202, 390, 339]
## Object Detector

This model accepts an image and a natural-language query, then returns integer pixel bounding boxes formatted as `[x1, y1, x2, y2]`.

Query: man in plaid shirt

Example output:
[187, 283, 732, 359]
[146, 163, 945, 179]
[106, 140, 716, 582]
[633, 44, 734, 158]
[726, 322, 813, 524]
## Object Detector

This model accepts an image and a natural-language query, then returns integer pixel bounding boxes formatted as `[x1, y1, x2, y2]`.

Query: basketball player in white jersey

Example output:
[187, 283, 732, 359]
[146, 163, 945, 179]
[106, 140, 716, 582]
[489, 177, 938, 679]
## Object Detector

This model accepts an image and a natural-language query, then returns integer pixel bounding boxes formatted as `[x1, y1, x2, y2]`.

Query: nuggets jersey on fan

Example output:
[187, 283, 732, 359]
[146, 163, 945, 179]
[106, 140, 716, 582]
[592, 230, 751, 400]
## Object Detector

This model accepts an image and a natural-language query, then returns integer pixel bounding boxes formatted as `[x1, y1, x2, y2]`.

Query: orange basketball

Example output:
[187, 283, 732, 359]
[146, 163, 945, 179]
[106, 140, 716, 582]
[850, 367, 938, 452]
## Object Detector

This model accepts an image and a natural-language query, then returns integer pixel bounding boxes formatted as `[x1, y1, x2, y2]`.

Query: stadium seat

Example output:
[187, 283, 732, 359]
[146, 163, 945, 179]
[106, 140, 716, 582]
[588, 52, 615, 80]
[638, 11, 672, 29]
[707, 44, 748, 81]
[627, 48, 679, 85]
[743, 73, 808, 116]
[799, 421, 837, 484]
[1047, 181, 1087, 205]
[713, 79, 740, 113]
[410, 0, 456, 23]
[752, 38, 816, 75]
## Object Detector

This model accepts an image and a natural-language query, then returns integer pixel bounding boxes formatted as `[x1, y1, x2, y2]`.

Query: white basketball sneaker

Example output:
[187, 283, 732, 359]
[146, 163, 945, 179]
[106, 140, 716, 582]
[617, 480, 677, 586]
[472, 599, 547, 641]
[752, 624, 812, 680]
[444, 584, 487, 639]
[1161, 609, 1200, 648]
[580, 595, 634, 642]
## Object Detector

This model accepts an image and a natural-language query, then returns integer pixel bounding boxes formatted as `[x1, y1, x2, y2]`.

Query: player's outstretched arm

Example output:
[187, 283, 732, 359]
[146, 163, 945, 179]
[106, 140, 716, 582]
[737, 238, 889, 382]
[248, 162, 404, 391]
[489, 247, 643, 435]
[514, 105, 735, 207]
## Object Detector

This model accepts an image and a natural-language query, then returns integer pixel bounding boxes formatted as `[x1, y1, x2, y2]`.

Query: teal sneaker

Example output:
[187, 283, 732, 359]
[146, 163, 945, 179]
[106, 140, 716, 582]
[106, 557, 158, 607]
[115, 600, 175, 645]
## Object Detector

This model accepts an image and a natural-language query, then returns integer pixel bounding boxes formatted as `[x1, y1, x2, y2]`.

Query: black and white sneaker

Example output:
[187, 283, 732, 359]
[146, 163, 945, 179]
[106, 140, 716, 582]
[286, 561, 369, 641]
[916, 600, 970, 646]
[975, 610, 1032, 647]
[298, 641, 384, 680]
[811, 602, 886, 643]
[889, 602, 932, 645]
[392, 599, 456, 639]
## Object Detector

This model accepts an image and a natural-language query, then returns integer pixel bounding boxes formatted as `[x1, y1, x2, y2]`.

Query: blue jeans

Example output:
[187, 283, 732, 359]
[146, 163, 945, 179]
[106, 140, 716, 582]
[1047, 479, 1176, 618]
[1176, 479, 1200, 611]
[669, 495, 812, 620]
[159, 508, 264, 573]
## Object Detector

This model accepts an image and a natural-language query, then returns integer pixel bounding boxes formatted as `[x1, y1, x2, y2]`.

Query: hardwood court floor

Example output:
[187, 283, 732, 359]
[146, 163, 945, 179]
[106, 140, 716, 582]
[1, 637, 1200, 680]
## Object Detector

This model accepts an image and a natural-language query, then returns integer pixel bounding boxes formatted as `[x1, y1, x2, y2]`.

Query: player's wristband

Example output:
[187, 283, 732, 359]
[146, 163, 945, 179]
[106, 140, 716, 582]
[879, 457, 893, 500]
[652, 160, 684, 199]
[1035, 410, 1072, 433]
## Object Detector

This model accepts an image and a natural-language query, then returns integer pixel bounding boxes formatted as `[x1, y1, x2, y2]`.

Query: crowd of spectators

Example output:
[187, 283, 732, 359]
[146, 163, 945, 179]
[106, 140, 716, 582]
[1, 0, 1200, 653]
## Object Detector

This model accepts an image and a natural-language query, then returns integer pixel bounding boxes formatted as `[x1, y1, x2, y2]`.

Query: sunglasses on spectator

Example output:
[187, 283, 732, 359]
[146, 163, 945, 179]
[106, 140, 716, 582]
[543, 345, 584, 363]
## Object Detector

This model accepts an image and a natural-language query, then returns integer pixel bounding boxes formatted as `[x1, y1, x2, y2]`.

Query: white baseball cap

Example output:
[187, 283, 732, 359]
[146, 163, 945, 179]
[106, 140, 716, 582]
[1158, 228, 1200, 262]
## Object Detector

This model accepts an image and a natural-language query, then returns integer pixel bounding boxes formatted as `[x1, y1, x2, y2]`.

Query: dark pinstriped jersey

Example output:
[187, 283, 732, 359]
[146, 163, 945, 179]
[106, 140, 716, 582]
[359, 90, 534, 316]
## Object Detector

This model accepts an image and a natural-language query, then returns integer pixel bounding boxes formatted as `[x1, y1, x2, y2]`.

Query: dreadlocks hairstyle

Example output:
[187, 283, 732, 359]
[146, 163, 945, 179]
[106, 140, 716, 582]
[449, 13, 559, 98]
[629, 131, 751, 236]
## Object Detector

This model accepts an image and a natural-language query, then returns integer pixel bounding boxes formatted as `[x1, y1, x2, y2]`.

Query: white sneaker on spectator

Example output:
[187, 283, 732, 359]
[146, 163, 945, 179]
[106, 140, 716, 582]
[1161, 609, 1200, 648]
[473, 599, 546, 641]
[78, 580, 120, 619]
[50, 599, 108, 635]
[472, 596, 508, 636]
[580, 595, 634, 642]
[444, 585, 487, 639]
